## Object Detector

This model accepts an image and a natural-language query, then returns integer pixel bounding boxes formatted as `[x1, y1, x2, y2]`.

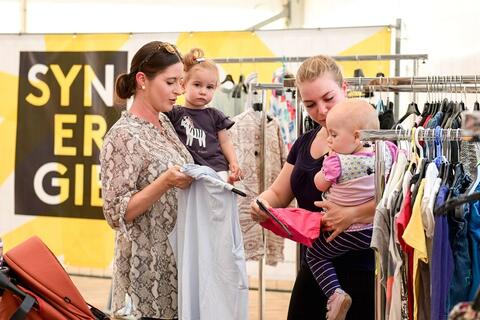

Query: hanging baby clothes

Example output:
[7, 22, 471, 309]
[170, 164, 248, 320]
[230, 108, 287, 265]
[269, 67, 296, 149]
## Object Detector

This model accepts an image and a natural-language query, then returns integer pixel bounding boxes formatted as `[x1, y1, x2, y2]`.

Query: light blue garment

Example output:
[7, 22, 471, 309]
[169, 164, 248, 320]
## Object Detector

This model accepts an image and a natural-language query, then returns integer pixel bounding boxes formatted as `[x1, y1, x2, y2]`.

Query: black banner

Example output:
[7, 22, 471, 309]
[15, 51, 127, 219]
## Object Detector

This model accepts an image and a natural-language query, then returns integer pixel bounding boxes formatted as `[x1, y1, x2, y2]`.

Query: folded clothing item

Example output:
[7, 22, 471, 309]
[260, 207, 322, 247]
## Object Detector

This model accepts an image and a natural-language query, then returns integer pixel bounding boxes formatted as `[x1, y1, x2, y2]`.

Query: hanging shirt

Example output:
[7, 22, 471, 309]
[171, 164, 248, 320]
[403, 179, 430, 320]
[230, 109, 287, 265]
[431, 184, 454, 320]
[421, 163, 440, 239]
[448, 168, 473, 310]
[396, 178, 414, 320]
[211, 86, 246, 118]
[390, 189, 408, 320]
[165, 106, 234, 172]
[371, 151, 406, 291]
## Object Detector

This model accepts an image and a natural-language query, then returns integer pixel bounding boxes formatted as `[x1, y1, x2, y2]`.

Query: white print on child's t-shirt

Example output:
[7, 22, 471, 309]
[180, 116, 206, 148]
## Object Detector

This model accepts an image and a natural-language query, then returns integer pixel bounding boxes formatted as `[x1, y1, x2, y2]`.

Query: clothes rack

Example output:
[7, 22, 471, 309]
[346, 75, 480, 93]
[212, 53, 428, 64]
[360, 128, 478, 142]
[360, 127, 480, 320]
[247, 82, 285, 320]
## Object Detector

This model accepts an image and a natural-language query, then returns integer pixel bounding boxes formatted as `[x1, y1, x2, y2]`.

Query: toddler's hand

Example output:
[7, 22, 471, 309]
[228, 162, 243, 183]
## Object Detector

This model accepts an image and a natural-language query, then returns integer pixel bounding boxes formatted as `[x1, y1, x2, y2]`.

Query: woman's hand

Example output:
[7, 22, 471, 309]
[164, 165, 193, 189]
[250, 198, 271, 223]
[314, 200, 355, 242]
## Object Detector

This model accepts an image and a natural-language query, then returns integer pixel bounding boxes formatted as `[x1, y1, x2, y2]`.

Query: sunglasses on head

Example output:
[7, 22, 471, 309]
[137, 42, 180, 71]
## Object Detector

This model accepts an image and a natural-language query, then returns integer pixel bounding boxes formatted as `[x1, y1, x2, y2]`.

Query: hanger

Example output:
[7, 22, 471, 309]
[431, 76, 441, 115]
[466, 144, 480, 196]
[392, 80, 421, 128]
[221, 74, 235, 85]
[474, 75, 480, 111]
[252, 90, 263, 111]
[392, 102, 420, 128]
[435, 191, 480, 216]
[232, 74, 248, 98]
[421, 77, 431, 118]
[406, 127, 419, 173]
[250, 90, 273, 121]
[411, 127, 429, 202]
[440, 129, 455, 187]
[443, 78, 465, 129]
[433, 126, 447, 168]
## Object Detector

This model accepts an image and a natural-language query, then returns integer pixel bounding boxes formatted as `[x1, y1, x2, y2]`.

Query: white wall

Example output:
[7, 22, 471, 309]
[305, 0, 480, 114]
[305, 0, 480, 75]
[3, 0, 476, 76]
[0, 0, 285, 33]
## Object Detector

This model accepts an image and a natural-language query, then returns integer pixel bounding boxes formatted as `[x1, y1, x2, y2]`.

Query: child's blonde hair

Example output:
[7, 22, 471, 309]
[183, 48, 219, 83]
[296, 55, 343, 86]
[328, 99, 380, 131]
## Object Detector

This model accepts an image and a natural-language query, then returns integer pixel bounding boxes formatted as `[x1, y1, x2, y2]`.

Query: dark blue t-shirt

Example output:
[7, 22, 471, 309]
[287, 127, 374, 271]
[165, 106, 234, 171]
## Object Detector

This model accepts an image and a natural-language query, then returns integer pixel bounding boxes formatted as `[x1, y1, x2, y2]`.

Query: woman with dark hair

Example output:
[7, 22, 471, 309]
[100, 41, 193, 319]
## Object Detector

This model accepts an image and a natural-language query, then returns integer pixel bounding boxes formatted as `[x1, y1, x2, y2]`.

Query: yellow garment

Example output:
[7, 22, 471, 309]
[403, 179, 427, 320]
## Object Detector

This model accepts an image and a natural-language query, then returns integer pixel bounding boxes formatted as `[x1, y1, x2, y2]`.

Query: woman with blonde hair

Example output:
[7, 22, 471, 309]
[251, 55, 375, 320]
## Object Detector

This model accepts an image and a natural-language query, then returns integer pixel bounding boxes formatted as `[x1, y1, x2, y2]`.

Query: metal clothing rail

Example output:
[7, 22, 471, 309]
[250, 83, 284, 90]
[246, 82, 285, 320]
[360, 128, 478, 142]
[212, 53, 428, 64]
[346, 75, 480, 93]
[361, 127, 479, 320]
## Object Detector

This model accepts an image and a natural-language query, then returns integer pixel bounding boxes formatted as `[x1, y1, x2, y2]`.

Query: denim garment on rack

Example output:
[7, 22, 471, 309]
[432, 185, 454, 320]
[448, 171, 473, 310]
[468, 183, 480, 300]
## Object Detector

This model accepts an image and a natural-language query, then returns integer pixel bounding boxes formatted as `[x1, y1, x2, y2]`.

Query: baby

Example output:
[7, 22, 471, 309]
[307, 99, 395, 320]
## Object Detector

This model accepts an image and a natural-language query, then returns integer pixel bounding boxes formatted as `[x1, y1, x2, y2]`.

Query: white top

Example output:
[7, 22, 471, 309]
[170, 164, 248, 320]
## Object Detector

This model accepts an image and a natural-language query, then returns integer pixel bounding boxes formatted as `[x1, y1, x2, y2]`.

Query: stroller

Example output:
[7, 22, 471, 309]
[0, 236, 109, 319]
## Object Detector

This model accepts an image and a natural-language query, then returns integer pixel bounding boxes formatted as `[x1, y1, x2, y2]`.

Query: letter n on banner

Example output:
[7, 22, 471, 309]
[15, 51, 127, 219]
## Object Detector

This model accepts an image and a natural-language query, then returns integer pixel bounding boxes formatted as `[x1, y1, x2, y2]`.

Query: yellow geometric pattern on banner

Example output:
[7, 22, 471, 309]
[338, 27, 392, 78]
[1, 34, 130, 270]
[0, 73, 18, 185]
[44, 34, 130, 51]
[175, 32, 282, 105]
[2, 217, 114, 268]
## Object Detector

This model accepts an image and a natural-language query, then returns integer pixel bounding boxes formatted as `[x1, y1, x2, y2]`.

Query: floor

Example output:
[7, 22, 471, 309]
[71, 276, 292, 320]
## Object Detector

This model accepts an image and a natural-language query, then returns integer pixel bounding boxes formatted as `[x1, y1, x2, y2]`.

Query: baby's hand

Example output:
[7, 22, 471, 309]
[228, 162, 243, 183]
[328, 150, 336, 157]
